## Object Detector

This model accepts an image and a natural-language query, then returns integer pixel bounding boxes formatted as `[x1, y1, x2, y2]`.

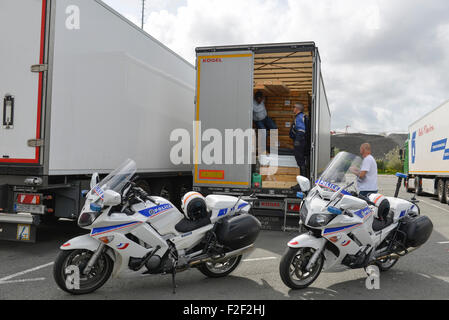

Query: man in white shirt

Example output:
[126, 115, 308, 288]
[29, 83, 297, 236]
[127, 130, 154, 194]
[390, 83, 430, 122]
[356, 143, 378, 197]
[253, 91, 277, 130]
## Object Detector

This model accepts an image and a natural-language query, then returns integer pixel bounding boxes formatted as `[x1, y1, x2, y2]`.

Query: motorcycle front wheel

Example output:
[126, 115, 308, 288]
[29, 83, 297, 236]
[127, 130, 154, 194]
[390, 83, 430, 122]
[279, 247, 323, 290]
[197, 255, 242, 278]
[53, 249, 113, 295]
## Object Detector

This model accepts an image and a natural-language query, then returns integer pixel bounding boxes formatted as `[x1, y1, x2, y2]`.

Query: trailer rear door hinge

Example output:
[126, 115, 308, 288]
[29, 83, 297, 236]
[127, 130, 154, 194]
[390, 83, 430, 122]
[27, 139, 44, 147]
[31, 64, 48, 73]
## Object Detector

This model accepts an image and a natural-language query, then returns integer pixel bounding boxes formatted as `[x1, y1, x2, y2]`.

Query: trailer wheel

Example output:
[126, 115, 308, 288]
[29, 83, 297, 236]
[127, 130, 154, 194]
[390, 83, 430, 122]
[445, 180, 449, 206]
[405, 179, 412, 193]
[415, 177, 423, 196]
[437, 179, 446, 203]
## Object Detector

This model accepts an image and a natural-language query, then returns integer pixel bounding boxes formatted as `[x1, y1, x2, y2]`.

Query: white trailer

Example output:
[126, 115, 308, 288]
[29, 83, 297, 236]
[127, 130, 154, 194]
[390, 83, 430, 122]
[0, 0, 195, 242]
[406, 100, 449, 204]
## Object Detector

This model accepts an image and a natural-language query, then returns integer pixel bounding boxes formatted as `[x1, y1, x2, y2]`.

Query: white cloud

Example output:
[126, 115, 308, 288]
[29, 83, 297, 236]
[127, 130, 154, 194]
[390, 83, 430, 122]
[104, 0, 449, 133]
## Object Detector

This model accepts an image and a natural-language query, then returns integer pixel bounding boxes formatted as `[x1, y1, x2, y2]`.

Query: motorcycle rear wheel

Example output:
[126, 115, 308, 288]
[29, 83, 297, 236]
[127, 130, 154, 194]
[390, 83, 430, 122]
[197, 255, 242, 278]
[53, 249, 113, 295]
[279, 247, 323, 290]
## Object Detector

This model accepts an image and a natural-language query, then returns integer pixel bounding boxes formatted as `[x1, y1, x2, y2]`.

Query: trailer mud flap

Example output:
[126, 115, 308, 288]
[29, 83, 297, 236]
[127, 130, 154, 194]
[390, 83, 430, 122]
[0, 213, 38, 243]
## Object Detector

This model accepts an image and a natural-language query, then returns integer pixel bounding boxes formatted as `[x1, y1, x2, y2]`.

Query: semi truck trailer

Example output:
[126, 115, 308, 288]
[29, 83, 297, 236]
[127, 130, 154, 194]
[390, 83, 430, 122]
[404, 100, 449, 204]
[192, 42, 331, 230]
[0, 0, 195, 242]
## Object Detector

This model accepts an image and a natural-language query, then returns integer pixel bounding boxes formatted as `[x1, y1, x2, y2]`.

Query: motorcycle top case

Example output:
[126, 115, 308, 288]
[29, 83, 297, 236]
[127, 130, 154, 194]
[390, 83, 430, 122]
[216, 214, 261, 250]
[399, 215, 433, 248]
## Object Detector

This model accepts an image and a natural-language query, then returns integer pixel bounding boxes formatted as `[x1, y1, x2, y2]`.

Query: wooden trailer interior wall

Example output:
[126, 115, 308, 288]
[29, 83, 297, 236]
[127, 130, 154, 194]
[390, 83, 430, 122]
[252, 50, 314, 188]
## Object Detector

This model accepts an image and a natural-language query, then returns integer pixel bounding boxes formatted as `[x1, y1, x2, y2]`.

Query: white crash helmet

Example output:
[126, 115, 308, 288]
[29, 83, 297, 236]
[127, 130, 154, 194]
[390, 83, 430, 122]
[368, 193, 390, 220]
[181, 192, 208, 221]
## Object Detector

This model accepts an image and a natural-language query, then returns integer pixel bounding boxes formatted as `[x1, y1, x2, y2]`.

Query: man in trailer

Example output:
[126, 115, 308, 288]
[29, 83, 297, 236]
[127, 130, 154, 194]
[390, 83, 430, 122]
[253, 91, 277, 130]
[291, 103, 309, 177]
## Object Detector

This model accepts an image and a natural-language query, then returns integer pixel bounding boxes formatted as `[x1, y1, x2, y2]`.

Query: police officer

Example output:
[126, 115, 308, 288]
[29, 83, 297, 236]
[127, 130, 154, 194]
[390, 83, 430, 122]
[291, 103, 309, 177]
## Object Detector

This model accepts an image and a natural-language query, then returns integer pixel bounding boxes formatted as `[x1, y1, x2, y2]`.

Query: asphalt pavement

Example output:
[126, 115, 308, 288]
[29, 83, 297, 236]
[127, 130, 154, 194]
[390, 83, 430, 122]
[1, 175, 448, 300]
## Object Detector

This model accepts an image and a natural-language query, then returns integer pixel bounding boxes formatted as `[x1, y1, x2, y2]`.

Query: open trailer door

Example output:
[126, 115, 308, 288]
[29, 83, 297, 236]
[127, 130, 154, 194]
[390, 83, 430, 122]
[310, 48, 331, 181]
[194, 51, 254, 188]
[0, 0, 47, 164]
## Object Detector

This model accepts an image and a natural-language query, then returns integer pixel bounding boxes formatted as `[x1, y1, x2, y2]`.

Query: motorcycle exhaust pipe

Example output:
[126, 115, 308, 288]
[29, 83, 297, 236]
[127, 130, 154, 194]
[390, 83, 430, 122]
[189, 244, 255, 267]
[376, 247, 418, 261]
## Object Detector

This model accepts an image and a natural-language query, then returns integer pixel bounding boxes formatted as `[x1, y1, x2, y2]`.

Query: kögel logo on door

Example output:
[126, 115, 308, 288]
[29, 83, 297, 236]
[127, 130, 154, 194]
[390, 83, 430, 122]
[202, 58, 223, 63]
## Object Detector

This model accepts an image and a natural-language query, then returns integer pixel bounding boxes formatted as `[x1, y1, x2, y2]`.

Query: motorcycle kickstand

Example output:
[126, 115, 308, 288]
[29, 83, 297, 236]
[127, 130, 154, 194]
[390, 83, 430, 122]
[171, 261, 178, 294]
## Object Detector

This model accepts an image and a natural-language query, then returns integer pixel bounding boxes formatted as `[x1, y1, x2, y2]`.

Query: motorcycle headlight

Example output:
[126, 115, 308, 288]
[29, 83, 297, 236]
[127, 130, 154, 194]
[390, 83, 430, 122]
[308, 214, 337, 228]
[78, 211, 101, 227]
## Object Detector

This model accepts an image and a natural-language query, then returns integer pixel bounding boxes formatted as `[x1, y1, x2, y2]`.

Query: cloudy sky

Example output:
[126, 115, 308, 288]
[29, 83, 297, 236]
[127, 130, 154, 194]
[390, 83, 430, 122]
[103, 0, 449, 134]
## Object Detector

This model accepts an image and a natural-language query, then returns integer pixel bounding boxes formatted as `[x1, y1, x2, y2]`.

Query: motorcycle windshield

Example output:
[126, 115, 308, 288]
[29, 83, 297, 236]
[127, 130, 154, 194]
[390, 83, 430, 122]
[316, 152, 362, 194]
[90, 159, 137, 200]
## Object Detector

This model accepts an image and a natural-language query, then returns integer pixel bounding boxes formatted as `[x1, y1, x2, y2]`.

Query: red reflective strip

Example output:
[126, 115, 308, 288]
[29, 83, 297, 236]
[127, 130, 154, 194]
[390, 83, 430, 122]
[289, 204, 300, 211]
[62, 243, 71, 247]
[34, 0, 46, 162]
[0, 0, 46, 164]
[17, 194, 41, 205]
[374, 195, 383, 204]
[289, 241, 299, 245]
[183, 192, 202, 205]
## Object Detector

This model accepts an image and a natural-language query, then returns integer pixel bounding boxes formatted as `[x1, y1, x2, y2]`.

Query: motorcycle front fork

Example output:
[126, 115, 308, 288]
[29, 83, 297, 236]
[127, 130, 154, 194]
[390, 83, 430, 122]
[305, 239, 326, 271]
[83, 243, 106, 275]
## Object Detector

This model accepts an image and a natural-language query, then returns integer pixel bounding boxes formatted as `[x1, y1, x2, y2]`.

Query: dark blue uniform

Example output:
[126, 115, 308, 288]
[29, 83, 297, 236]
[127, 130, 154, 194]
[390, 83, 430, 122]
[293, 113, 308, 177]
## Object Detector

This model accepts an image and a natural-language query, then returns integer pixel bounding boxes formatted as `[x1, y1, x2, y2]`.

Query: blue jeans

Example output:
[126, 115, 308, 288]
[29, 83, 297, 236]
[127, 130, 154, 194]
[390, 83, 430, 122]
[255, 117, 277, 130]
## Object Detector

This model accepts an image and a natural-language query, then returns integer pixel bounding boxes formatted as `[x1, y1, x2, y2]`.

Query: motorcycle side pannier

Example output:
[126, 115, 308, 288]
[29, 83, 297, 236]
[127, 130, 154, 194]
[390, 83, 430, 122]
[398, 215, 433, 248]
[216, 214, 261, 250]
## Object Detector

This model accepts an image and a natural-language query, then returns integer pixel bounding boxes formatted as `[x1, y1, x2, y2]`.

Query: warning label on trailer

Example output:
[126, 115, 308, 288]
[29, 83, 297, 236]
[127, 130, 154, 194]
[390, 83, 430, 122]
[199, 170, 225, 180]
[17, 225, 31, 241]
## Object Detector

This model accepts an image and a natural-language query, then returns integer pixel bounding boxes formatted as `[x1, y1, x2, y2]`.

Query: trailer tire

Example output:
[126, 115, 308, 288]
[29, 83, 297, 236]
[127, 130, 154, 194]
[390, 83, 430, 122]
[415, 177, 423, 196]
[445, 180, 449, 206]
[405, 178, 412, 193]
[438, 179, 446, 203]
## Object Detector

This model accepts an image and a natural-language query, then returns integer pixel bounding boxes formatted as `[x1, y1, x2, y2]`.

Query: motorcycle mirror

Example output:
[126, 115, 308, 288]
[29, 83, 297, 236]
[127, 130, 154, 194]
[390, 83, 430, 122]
[90, 172, 100, 189]
[296, 176, 311, 192]
[103, 190, 122, 207]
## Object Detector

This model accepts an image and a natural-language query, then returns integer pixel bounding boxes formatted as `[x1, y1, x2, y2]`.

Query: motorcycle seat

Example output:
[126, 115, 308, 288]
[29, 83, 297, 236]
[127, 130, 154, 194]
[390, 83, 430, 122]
[175, 214, 211, 233]
[373, 217, 393, 232]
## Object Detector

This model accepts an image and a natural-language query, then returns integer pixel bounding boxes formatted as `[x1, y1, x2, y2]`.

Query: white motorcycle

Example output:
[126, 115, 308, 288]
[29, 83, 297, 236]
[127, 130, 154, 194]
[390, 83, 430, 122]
[53, 159, 261, 295]
[280, 152, 433, 290]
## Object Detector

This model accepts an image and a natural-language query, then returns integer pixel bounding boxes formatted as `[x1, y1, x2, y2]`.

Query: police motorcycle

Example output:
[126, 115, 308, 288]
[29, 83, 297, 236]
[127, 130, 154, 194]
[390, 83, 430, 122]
[53, 159, 261, 295]
[279, 152, 433, 290]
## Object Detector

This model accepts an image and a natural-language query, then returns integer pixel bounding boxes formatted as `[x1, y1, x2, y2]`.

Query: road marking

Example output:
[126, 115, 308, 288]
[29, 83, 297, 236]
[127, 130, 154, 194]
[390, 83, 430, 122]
[419, 199, 449, 214]
[0, 262, 54, 282]
[243, 257, 277, 262]
[437, 241, 449, 244]
[0, 278, 46, 285]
